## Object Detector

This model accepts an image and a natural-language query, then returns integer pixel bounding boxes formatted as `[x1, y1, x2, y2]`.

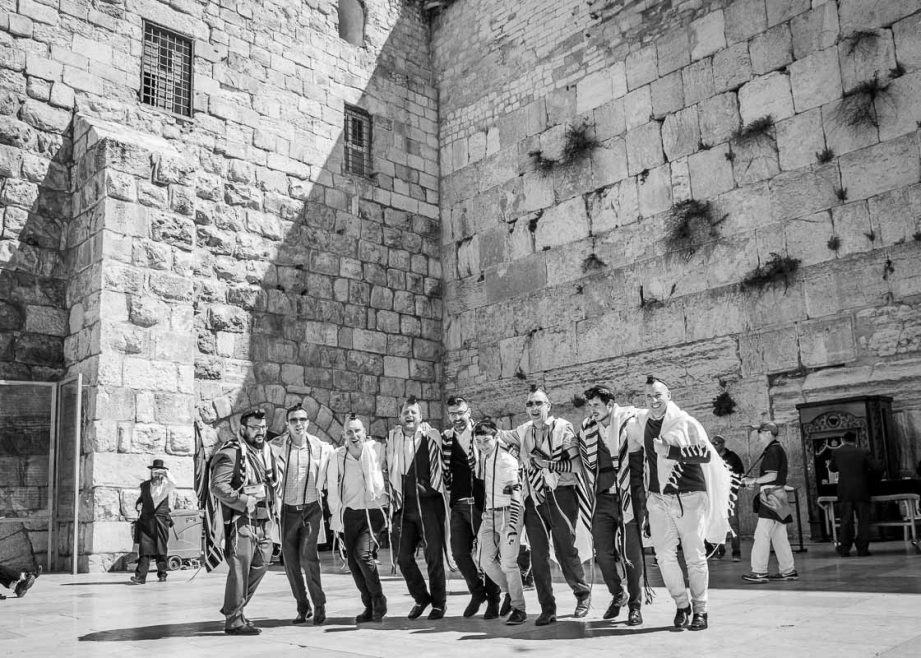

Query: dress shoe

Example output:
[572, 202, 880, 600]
[408, 599, 431, 619]
[732, 554, 742, 562]
[506, 609, 527, 625]
[292, 609, 312, 624]
[428, 606, 445, 620]
[603, 592, 627, 620]
[483, 597, 500, 620]
[535, 611, 557, 626]
[499, 593, 512, 617]
[355, 608, 373, 623]
[573, 593, 591, 618]
[689, 612, 708, 631]
[626, 608, 643, 626]
[463, 593, 487, 618]
[372, 595, 388, 622]
[225, 625, 260, 635]
[157, 575, 168, 582]
[313, 605, 326, 625]
[129, 576, 145, 585]
[15, 572, 37, 597]
[673, 605, 691, 629]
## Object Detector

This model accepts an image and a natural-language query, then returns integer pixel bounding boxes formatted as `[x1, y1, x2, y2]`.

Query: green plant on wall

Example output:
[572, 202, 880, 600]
[665, 199, 726, 256]
[741, 253, 800, 291]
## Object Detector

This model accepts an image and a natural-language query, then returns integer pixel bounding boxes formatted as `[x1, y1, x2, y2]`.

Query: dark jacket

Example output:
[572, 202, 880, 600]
[829, 443, 879, 502]
[135, 480, 172, 556]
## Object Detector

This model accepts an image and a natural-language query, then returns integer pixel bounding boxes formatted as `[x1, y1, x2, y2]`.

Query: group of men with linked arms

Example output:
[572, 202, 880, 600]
[210, 376, 735, 635]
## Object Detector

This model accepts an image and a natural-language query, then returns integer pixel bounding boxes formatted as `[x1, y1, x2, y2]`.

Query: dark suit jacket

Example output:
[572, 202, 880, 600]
[829, 443, 878, 502]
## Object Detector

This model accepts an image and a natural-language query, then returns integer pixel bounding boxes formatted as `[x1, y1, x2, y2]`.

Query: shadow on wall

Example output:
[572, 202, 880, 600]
[0, 95, 73, 568]
[191, 3, 442, 453]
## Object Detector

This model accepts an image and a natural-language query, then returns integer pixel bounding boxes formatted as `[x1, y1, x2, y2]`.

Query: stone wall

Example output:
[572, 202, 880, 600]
[1, 0, 441, 570]
[432, 0, 921, 539]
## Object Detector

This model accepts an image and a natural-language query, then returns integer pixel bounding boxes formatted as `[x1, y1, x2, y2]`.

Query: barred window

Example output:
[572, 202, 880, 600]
[344, 105, 372, 177]
[140, 21, 193, 117]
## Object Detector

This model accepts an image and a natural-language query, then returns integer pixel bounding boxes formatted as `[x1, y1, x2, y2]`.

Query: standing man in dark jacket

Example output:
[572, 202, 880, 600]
[131, 459, 175, 584]
[442, 396, 501, 619]
[211, 409, 279, 635]
[829, 431, 879, 557]
[711, 436, 744, 561]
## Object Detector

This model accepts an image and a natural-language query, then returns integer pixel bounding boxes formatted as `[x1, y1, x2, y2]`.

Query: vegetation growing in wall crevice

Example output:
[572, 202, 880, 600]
[834, 186, 849, 202]
[581, 252, 607, 273]
[529, 149, 557, 175]
[712, 389, 737, 417]
[665, 199, 726, 256]
[740, 253, 800, 291]
[827, 235, 841, 251]
[837, 74, 893, 131]
[844, 29, 880, 57]
[732, 115, 774, 144]
[816, 147, 835, 164]
[530, 122, 600, 175]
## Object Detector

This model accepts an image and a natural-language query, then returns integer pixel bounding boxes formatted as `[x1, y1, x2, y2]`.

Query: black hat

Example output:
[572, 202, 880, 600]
[147, 459, 168, 470]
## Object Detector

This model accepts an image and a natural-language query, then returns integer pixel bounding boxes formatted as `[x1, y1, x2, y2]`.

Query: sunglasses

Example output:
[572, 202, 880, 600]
[525, 400, 548, 408]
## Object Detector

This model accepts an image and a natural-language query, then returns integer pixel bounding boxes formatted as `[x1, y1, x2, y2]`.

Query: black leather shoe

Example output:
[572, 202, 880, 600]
[535, 611, 557, 626]
[499, 593, 512, 617]
[674, 606, 691, 629]
[483, 598, 500, 620]
[355, 608, 373, 623]
[464, 593, 487, 618]
[313, 605, 326, 625]
[689, 612, 708, 631]
[372, 595, 388, 622]
[506, 609, 527, 625]
[626, 608, 643, 626]
[293, 609, 312, 624]
[408, 599, 431, 620]
[573, 593, 591, 618]
[603, 593, 626, 620]
[158, 574, 167, 582]
[428, 606, 445, 620]
[225, 625, 260, 635]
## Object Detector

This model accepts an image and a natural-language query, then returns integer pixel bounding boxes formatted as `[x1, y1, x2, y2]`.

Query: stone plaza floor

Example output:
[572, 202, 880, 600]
[3, 539, 921, 657]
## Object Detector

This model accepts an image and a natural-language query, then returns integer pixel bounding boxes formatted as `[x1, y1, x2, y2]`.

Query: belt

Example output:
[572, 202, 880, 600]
[456, 497, 475, 504]
[597, 487, 619, 496]
[284, 502, 317, 513]
[486, 506, 509, 511]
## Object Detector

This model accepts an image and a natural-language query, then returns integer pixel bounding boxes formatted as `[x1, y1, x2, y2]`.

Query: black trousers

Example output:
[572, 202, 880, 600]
[524, 487, 590, 614]
[344, 508, 386, 608]
[0, 563, 21, 589]
[393, 496, 446, 608]
[839, 499, 871, 553]
[450, 502, 500, 601]
[281, 502, 325, 613]
[135, 555, 167, 581]
[592, 493, 644, 608]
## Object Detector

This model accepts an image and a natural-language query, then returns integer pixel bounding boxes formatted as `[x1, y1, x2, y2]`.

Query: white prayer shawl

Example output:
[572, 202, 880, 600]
[325, 441, 387, 533]
[603, 405, 644, 525]
[638, 402, 733, 544]
[384, 423, 446, 507]
[514, 418, 593, 565]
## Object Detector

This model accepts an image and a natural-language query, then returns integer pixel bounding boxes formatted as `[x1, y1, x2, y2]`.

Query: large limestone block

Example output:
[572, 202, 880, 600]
[790, 47, 842, 112]
[821, 97, 879, 158]
[725, 0, 767, 45]
[838, 28, 896, 94]
[766, 0, 810, 27]
[661, 107, 700, 162]
[839, 135, 920, 201]
[689, 10, 725, 61]
[738, 72, 795, 124]
[732, 132, 780, 185]
[670, 157, 691, 203]
[893, 12, 921, 69]
[698, 92, 740, 146]
[657, 28, 690, 76]
[868, 184, 921, 244]
[750, 23, 793, 75]
[535, 196, 589, 250]
[783, 211, 833, 267]
[769, 163, 839, 221]
[593, 98, 626, 141]
[625, 122, 663, 175]
[651, 71, 684, 119]
[855, 304, 921, 358]
[591, 137, 628, 188]
[577, 69, 614, 114]
[682, 58, 715, 106]
[637, 164, 672, 218]
[791, 2, 839, 59]
[486, 253, 547, 304]
[739, 327, 799, 376]
[689, 143, 734, 199]
[626, 45, 657, 91]
[624, 86, 652, 131]
[798, 316, 857, 368]
[712, 42, 753, 93]
[838, 0, 921, 32]
[878, 72, 921, 142]
[587, 178, 639, 234]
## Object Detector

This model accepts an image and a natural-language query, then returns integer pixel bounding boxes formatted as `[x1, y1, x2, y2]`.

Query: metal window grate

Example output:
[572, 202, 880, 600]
[141, 21, 193, 117]
[344, 105, 372, 176]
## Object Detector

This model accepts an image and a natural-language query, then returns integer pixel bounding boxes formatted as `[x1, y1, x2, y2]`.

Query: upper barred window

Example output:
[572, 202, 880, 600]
[140, 21, 193, 117]
[344, 105, 372, 177]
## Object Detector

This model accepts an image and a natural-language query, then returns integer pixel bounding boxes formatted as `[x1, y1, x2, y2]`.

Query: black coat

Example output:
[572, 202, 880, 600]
[829, 443, 878, 502]
[135, 480, 173, 557]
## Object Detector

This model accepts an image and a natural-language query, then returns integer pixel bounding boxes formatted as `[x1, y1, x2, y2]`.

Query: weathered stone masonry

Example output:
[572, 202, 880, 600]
[1, 0, 441, 570]
[432, 0, 921, 539]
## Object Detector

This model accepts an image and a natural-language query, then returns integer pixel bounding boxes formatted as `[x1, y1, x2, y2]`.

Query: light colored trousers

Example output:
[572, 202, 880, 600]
[476, 508, 525, 612]
[647, 491, 709, 613]
[751, 517, 795, 574]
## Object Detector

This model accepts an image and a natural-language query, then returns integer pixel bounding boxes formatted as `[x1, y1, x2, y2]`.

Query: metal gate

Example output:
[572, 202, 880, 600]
[0, 375, 82, 573]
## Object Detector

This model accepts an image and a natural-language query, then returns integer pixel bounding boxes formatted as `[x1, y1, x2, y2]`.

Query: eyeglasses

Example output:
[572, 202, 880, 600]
[447, 408, 470, 417]
[288, 417, 309, 424]
[525, 400, 548, 408]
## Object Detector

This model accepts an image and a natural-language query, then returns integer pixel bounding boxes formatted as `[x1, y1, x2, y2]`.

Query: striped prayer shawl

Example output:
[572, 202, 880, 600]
[385, 423, 445, 511]
[194, 424, 223, 572]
